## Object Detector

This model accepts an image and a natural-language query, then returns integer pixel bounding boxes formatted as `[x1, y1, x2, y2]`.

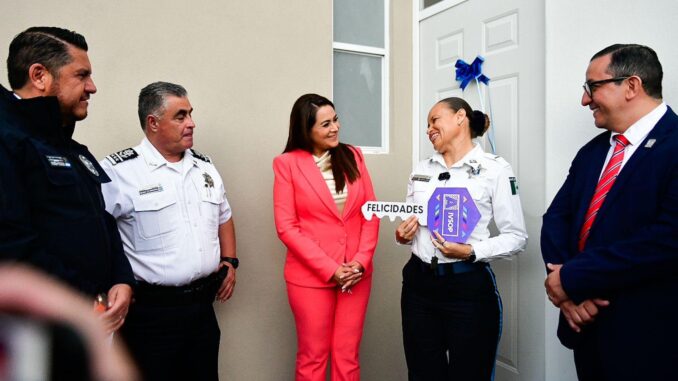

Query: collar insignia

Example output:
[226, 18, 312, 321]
[191, 149, 211, 163]
[105, 148, 138, 165]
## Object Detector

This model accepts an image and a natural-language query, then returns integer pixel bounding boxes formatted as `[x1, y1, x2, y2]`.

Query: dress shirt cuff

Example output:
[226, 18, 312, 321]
[394, 236, 412, 246]
[559, 264, 586, 304]
[469, 241, 491, 261]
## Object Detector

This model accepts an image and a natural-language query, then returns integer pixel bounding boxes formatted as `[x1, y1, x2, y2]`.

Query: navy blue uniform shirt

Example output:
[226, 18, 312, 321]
[0, 85, 134, 295]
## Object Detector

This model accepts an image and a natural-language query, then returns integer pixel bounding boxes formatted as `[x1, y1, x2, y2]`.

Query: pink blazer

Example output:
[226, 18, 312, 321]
[273, 147, 380, 287]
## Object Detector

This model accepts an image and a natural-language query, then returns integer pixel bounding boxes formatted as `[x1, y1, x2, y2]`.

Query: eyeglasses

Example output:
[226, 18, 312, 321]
[583, 76, 631, 97]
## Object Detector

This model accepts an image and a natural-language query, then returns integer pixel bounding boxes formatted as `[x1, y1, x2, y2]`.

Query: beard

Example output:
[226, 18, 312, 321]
[46, 77, 88, 126]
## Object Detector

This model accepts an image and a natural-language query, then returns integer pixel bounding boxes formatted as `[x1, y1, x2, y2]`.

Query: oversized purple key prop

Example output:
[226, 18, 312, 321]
[427, 187, 480, 243]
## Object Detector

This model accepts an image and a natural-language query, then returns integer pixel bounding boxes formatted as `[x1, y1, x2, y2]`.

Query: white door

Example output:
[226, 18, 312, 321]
[418, 0, 546, 380]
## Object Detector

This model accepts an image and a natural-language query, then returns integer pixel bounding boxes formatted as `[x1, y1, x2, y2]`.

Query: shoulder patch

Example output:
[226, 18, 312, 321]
[105, 148, 138, 165]
[191, 149, 212, 163]
[509, 176, 519, 195]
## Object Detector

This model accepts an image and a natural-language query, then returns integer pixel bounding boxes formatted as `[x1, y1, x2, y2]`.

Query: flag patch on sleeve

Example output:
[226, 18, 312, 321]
[509, 177, 519, 195]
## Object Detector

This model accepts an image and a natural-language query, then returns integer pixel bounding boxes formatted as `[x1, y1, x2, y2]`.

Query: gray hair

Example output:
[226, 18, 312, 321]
[137, 81, 188, 130]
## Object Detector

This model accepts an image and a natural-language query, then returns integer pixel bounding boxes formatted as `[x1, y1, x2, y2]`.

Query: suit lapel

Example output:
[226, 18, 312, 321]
[597, 107, 675, 215]
[295, 151, 342, 220]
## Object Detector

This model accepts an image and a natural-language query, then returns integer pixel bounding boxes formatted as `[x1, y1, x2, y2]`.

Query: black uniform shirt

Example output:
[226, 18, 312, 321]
[0, 85, 134, 295]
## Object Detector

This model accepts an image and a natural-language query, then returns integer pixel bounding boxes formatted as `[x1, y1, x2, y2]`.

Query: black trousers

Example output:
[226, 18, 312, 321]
[401, 255, 502, 381]
[120, 300, 220, 381]
[572, 319, 676, 381]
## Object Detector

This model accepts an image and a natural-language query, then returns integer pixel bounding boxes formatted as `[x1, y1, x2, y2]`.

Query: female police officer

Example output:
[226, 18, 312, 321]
[395, 97, 527, 380]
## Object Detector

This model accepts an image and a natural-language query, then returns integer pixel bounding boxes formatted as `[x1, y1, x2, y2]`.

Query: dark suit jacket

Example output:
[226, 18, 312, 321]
[541, 106, 678, 350]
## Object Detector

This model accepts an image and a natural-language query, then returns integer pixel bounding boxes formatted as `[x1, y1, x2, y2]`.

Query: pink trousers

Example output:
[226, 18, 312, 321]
[286, 276, 372, 381]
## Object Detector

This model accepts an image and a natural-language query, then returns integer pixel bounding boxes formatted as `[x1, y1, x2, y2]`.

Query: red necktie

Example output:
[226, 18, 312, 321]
[578, 135, 630, 252]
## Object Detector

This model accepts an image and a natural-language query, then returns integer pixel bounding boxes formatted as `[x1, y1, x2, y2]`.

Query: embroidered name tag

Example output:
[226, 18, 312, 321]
[412, 174, 431, 182]
[139, 184, 164, 195]
[46, 155, 72, 168]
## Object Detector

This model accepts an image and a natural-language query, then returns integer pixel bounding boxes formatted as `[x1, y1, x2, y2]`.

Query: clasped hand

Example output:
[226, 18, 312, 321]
[333, 261, 364, 292]
[544, 263, 610, 333]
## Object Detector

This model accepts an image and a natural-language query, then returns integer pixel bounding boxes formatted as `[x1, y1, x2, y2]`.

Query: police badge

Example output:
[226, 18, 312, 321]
[79, 155, 99, 176]
[466, 160, 483, 178]
[203, 173, 214, 188]
[203, 173, 214, 197]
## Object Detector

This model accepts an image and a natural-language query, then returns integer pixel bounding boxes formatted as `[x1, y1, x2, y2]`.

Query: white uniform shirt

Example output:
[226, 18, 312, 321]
[407, 144, 527, 263]
[100, 138, 232, 286]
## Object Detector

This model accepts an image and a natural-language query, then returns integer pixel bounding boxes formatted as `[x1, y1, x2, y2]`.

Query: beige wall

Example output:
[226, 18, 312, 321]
[0, 1, 413, 379]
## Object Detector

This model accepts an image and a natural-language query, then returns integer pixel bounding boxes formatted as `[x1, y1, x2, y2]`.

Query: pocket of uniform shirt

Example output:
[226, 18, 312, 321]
[132, 191, 179, 239]
[412, 182, 428, 193]
[200, 192, 223, 232]
[44, 165, 78, 186]
[467, 184, 486, 202]
[411, 182, 430, 206]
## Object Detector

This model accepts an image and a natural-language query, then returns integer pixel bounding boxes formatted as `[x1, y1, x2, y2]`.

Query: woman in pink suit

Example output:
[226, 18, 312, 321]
[273, 94, 380, 381]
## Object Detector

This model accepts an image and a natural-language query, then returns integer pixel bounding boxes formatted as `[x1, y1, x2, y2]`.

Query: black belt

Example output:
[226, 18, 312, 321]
[410, 254, 487, 276]
[134, 267, 228, 307]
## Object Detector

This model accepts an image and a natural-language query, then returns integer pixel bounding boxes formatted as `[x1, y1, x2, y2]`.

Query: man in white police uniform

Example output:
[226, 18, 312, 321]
[100, 81, 237, 381]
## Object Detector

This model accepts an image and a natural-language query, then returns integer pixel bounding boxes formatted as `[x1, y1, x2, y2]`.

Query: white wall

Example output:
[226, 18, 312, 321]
[544, 1, 678, 379]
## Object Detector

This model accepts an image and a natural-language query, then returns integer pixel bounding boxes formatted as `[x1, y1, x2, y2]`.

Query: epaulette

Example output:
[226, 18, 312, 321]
[105, 148, 138, 165]
[190, 149, 212, 163]
[482, 152, 502, 161]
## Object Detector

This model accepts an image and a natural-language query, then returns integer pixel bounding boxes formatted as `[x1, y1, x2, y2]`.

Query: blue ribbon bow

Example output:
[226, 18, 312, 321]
[455, 56, 490, 90]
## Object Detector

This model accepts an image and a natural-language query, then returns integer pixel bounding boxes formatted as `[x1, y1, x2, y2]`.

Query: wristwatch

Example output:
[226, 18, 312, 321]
[465, 247, 476, 262]
[220, 257, 239, 269]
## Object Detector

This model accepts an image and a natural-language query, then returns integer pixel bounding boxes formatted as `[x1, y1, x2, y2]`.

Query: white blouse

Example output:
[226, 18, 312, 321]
[314, 150, 347, 214]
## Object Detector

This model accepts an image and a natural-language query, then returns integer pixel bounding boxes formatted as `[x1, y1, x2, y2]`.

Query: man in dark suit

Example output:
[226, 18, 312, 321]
[542, 44, 678, 381]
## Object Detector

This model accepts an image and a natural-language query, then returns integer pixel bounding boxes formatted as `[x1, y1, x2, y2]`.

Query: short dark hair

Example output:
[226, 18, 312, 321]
[7, 26, 88, 89]
[437, 97, 489, 139]
[283, 93, 360, 192]
[138, 81, 188, 130]
[591, 44, 663, 99]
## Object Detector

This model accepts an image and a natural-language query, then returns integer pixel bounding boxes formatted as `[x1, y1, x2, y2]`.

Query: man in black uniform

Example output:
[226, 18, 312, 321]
[0, 27, 134, 333]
